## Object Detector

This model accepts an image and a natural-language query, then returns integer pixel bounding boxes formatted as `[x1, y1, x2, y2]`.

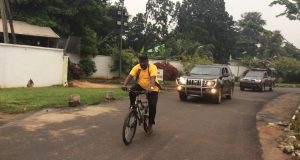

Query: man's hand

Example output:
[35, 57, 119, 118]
[147, 86, 154, 93]
[121, 86, 128, 91]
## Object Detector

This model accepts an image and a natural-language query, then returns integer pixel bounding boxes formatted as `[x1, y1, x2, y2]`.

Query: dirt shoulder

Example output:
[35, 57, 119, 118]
[257, 93, 300, 160]
[69, 80, 121, 88]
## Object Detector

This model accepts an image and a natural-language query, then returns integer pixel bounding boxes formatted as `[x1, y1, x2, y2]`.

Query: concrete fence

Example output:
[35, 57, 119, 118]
[0, 43, 247, 88]
[0, 43, 65, 88]
[67, 54, 247, 80]
[90, 55, 118, 79]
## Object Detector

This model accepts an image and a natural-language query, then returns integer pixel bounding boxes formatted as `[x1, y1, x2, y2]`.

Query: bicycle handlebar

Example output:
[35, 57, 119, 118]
[121, 87, 147, 94]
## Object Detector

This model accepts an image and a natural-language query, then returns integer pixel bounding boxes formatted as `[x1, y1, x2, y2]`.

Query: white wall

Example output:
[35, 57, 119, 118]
[68, 55, 245, 79]
[0, 43, 64, 88]
[229, 65, 248, 77]
[88, 57, 183, 79]
[90, 55, 118, 79]
[67, 52, 81, 64]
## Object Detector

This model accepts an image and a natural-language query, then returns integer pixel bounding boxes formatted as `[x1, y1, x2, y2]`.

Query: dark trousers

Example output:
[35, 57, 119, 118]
[130, 84, 158, 125]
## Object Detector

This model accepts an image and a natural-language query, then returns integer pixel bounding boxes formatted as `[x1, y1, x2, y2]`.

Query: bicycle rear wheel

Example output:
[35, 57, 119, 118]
[122, 110, 137, 145]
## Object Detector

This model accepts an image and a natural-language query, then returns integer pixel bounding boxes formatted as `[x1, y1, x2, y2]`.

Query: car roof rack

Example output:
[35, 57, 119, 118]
[250, 68, 272, 71]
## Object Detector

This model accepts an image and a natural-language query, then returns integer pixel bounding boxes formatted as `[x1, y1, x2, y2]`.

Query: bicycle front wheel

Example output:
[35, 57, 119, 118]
[122, 110, 137, 145]
[143, 107, 150, 134]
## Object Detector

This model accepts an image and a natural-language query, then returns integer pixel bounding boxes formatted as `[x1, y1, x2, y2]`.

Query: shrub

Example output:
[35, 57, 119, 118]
[271, 57, 300, 83]
[181, 55, 213, 72]
[78, 58, 97, 77]
[111, 48, 138, 75]
[154, 61, 179, 81]
[68, 62, 86, 80]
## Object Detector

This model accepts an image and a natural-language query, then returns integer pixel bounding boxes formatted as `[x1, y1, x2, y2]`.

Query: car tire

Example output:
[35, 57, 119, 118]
[226, 87, 233, 99]
[269, 83, 274, 91]
[240, 87, 245, 91]
[213, 89, 222, 104]
[179, 92, 187, 101]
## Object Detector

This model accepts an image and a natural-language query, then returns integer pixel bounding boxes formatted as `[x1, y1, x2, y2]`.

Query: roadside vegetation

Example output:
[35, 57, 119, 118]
[8, 1, 300, 81]
[0, 87, 127, 114]
[2, 0, 299, 114]
[276, 83, 300, 88]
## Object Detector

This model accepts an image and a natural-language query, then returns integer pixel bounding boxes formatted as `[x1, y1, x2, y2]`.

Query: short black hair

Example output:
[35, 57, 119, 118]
[138, 55, 148, 61]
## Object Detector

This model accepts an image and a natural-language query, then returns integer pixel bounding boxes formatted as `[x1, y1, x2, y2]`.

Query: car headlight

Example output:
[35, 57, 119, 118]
[204, 80, 217, 87]
[178, 77, 187, 85]
[255, 79, 262, 83]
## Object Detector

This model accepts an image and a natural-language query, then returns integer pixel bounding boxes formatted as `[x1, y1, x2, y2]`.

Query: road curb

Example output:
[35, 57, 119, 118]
[288, 106, 300, 129]
[256, 93, 300, 160]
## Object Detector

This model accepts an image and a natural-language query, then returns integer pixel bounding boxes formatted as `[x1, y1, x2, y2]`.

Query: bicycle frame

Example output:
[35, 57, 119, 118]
[131, 93, 148, 125]
[122, 89, 150, 145]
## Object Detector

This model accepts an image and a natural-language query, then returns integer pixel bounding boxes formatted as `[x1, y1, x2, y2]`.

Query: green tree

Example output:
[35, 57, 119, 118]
[127, 13, 147, 52]
[126, 13, 161, 53]
[233, 12, 266, 58]
[145, 0, 175, 43]
[10, 0, 115, 57]
[176, 0, 236, 64]
[283, 42, 300, 60]
[259, 30, 285, 58]
[270, 0, 300, 20]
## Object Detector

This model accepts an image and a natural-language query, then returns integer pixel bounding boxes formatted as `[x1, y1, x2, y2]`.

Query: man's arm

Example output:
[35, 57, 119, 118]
[123, 75, 134, 88]
[149, 64, 158, 90]
[150, 76, 156, 89]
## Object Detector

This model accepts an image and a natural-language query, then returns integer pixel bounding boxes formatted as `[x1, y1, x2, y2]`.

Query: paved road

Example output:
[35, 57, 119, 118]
[0, 88, 298, 160]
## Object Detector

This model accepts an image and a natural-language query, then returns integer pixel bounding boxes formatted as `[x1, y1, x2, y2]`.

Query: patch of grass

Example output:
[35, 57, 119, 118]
[0, 87, 127, 114]
[276, 83, 300, 88]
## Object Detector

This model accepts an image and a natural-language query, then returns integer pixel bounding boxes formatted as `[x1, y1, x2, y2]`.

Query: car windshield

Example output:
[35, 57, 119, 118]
[246, 71, 264, 77]
[190, 66, 220, 76]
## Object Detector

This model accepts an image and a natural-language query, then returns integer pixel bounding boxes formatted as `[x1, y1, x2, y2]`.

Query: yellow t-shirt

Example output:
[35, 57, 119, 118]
[129, 64, 159, 92]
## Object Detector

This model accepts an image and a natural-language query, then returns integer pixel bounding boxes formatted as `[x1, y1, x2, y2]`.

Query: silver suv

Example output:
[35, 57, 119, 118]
[239, 68, 275, 92]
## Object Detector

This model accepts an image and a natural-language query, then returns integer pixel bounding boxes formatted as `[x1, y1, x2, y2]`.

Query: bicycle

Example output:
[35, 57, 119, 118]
[122, 89, 151, 145]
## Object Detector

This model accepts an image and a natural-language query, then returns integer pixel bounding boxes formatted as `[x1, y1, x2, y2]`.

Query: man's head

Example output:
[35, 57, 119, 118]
[138, 55, 149, 70]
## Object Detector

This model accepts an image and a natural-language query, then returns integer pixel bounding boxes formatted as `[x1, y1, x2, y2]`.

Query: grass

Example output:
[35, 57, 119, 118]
[0, 87, 128, 114]
[275, 83, 300, 88]
[234, 82, 300, 88]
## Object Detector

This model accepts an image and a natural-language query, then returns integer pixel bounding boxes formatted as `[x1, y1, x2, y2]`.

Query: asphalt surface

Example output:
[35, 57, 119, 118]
[0, 87, 298, 160]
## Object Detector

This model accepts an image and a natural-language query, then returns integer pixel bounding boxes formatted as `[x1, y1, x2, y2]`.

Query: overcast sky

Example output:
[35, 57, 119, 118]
[110, 0, 300, 48]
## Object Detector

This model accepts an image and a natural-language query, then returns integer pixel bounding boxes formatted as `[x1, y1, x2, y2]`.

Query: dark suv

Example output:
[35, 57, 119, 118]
[239, 68, 275, 92]
[176, 64, 235, 104]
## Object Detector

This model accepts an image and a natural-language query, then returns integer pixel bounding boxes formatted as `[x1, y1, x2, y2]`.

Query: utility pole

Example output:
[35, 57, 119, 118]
[118, 0, 125, 78]
[0, 0, 9, 43]
[4, 0, 16, 44]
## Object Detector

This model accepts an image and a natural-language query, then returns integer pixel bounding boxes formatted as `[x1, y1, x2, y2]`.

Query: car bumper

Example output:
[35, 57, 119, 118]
[176, 85, 218, 97]
[240, 82, 262, 89]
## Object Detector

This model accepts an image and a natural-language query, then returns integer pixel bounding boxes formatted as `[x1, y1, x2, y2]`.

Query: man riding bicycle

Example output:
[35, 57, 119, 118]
[122, 55, 160, 134]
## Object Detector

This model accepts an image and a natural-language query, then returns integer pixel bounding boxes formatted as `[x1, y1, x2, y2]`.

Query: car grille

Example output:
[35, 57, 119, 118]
[187, 79, 202, 86]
